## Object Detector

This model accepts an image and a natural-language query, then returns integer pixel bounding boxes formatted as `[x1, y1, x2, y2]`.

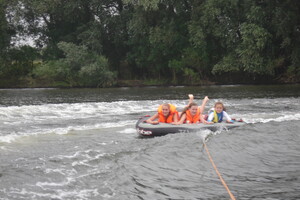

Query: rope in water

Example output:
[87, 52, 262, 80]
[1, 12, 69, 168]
[203, 142, 236, 200]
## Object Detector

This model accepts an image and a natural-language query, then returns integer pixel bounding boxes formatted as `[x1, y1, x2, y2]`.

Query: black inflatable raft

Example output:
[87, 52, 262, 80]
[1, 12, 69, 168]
[136, 116, 246, 137]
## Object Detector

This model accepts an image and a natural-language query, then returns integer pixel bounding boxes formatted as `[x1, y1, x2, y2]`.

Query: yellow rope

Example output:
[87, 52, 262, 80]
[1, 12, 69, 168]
[203, 142, 236, 200]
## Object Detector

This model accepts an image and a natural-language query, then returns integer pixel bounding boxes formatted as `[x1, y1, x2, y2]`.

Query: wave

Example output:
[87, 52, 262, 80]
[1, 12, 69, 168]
[1, 99, 299, 143]
[0, 120, 136, 143]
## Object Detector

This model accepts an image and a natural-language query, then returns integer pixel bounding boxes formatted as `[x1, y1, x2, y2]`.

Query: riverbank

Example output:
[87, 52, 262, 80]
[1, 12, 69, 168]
[0, 74, 299, 89]
[0, 77, 215, 88]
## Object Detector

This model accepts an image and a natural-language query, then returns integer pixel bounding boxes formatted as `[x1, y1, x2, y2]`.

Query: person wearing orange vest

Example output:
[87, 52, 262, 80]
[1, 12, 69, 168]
[185, 103, 202, 123]
[146, 103, 179, 124]
[175, 94, 210, 124]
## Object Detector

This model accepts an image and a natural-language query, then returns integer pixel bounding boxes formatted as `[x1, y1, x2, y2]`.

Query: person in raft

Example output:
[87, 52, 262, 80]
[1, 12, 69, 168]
[146, 103, 179, 124]
[174, 94, 210, 125]
[207, 101, 234, 123]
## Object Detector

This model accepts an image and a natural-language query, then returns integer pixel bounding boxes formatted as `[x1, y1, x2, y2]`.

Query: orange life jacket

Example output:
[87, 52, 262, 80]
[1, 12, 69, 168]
[157, 104, 178, 123]
[185, 107, 201, 123]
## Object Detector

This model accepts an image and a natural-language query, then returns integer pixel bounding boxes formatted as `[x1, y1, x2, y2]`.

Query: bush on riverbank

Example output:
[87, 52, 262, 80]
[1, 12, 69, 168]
[31, 42, 116, 88]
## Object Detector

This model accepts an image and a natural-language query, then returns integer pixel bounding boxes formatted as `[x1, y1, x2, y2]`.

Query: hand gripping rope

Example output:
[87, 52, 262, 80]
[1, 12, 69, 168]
[203, 142, 237, 200]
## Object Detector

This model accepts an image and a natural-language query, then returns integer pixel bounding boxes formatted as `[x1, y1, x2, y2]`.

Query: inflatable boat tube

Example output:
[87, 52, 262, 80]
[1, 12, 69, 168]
[136, 116, 246, 137]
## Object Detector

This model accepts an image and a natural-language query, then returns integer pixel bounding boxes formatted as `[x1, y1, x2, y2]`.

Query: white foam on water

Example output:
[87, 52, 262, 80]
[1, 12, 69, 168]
[194, 128, 227, 143]
[1, 98, 300, 143]
[195, 129, 213, 142]
[44, 168, 68, 175]
[49, 149, 108, 164]
[94, 120, 136, 129]
[0, 100, 155, 121]
[0, 134, 20, 143]
[36, 177, 74, 188]
[0, 119, 136, 143]
[72, 160, 94, 167]
[118, 128, 137, 134]
[239, 112, 300, 124]
[8, 187, 100, 200]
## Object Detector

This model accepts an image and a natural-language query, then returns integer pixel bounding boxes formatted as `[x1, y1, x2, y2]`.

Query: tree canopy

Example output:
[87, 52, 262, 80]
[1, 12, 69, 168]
[0, 0, 299, 87]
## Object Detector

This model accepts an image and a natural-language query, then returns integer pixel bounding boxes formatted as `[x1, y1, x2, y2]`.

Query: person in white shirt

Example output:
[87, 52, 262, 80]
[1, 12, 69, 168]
[207, 101, 234, 123]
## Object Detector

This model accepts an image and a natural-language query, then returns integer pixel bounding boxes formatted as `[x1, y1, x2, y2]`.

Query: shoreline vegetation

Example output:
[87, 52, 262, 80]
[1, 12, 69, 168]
[0, 78, 213, 89]
[1, 1, 300, 88]
[0, 75, 298, 89]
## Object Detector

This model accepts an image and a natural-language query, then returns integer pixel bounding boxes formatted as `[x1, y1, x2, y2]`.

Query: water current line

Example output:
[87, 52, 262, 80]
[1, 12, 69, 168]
[203, 142, 236, 200]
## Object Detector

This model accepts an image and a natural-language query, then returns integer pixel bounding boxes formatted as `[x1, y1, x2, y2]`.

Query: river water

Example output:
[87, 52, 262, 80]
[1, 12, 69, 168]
[0, 85, 299, 200]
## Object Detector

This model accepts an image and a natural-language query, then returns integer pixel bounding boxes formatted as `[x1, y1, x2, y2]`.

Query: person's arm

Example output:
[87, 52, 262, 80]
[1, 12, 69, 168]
[199, 96, 209, 113]
[198, 113, 204, 124]
[172, 112, 179, 123]
[223, 111, 234, 123]
[188, 94, 194, 106]
[199, 113, 211, 124]
[207, 112, 214, 122]
[172, 113, 186, 125]
[146, 113, 159, 124]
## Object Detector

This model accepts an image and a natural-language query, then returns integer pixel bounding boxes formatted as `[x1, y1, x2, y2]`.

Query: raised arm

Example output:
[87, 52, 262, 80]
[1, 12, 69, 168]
[188, 94, 194, 106]
[199, 96, 209, 113]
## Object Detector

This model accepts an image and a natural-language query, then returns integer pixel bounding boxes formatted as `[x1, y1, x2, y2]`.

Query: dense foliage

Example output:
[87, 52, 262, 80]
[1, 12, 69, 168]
[0, 0, 299, 87]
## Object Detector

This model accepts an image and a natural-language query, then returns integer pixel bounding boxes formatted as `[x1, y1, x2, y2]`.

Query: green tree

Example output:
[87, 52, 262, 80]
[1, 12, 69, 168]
[126, 0, 192, 82]
[270, 0, 300, 81]
[79, 56, 115, 87]
[3, 0, 300, 86]
[0, 0, 10, 52]
[7, 45, 39, 76]
[91, 0, 131, 77]
[0, 0, 14, 77]
[34, 42, 115, 87]
[9, 0, 94, 58]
